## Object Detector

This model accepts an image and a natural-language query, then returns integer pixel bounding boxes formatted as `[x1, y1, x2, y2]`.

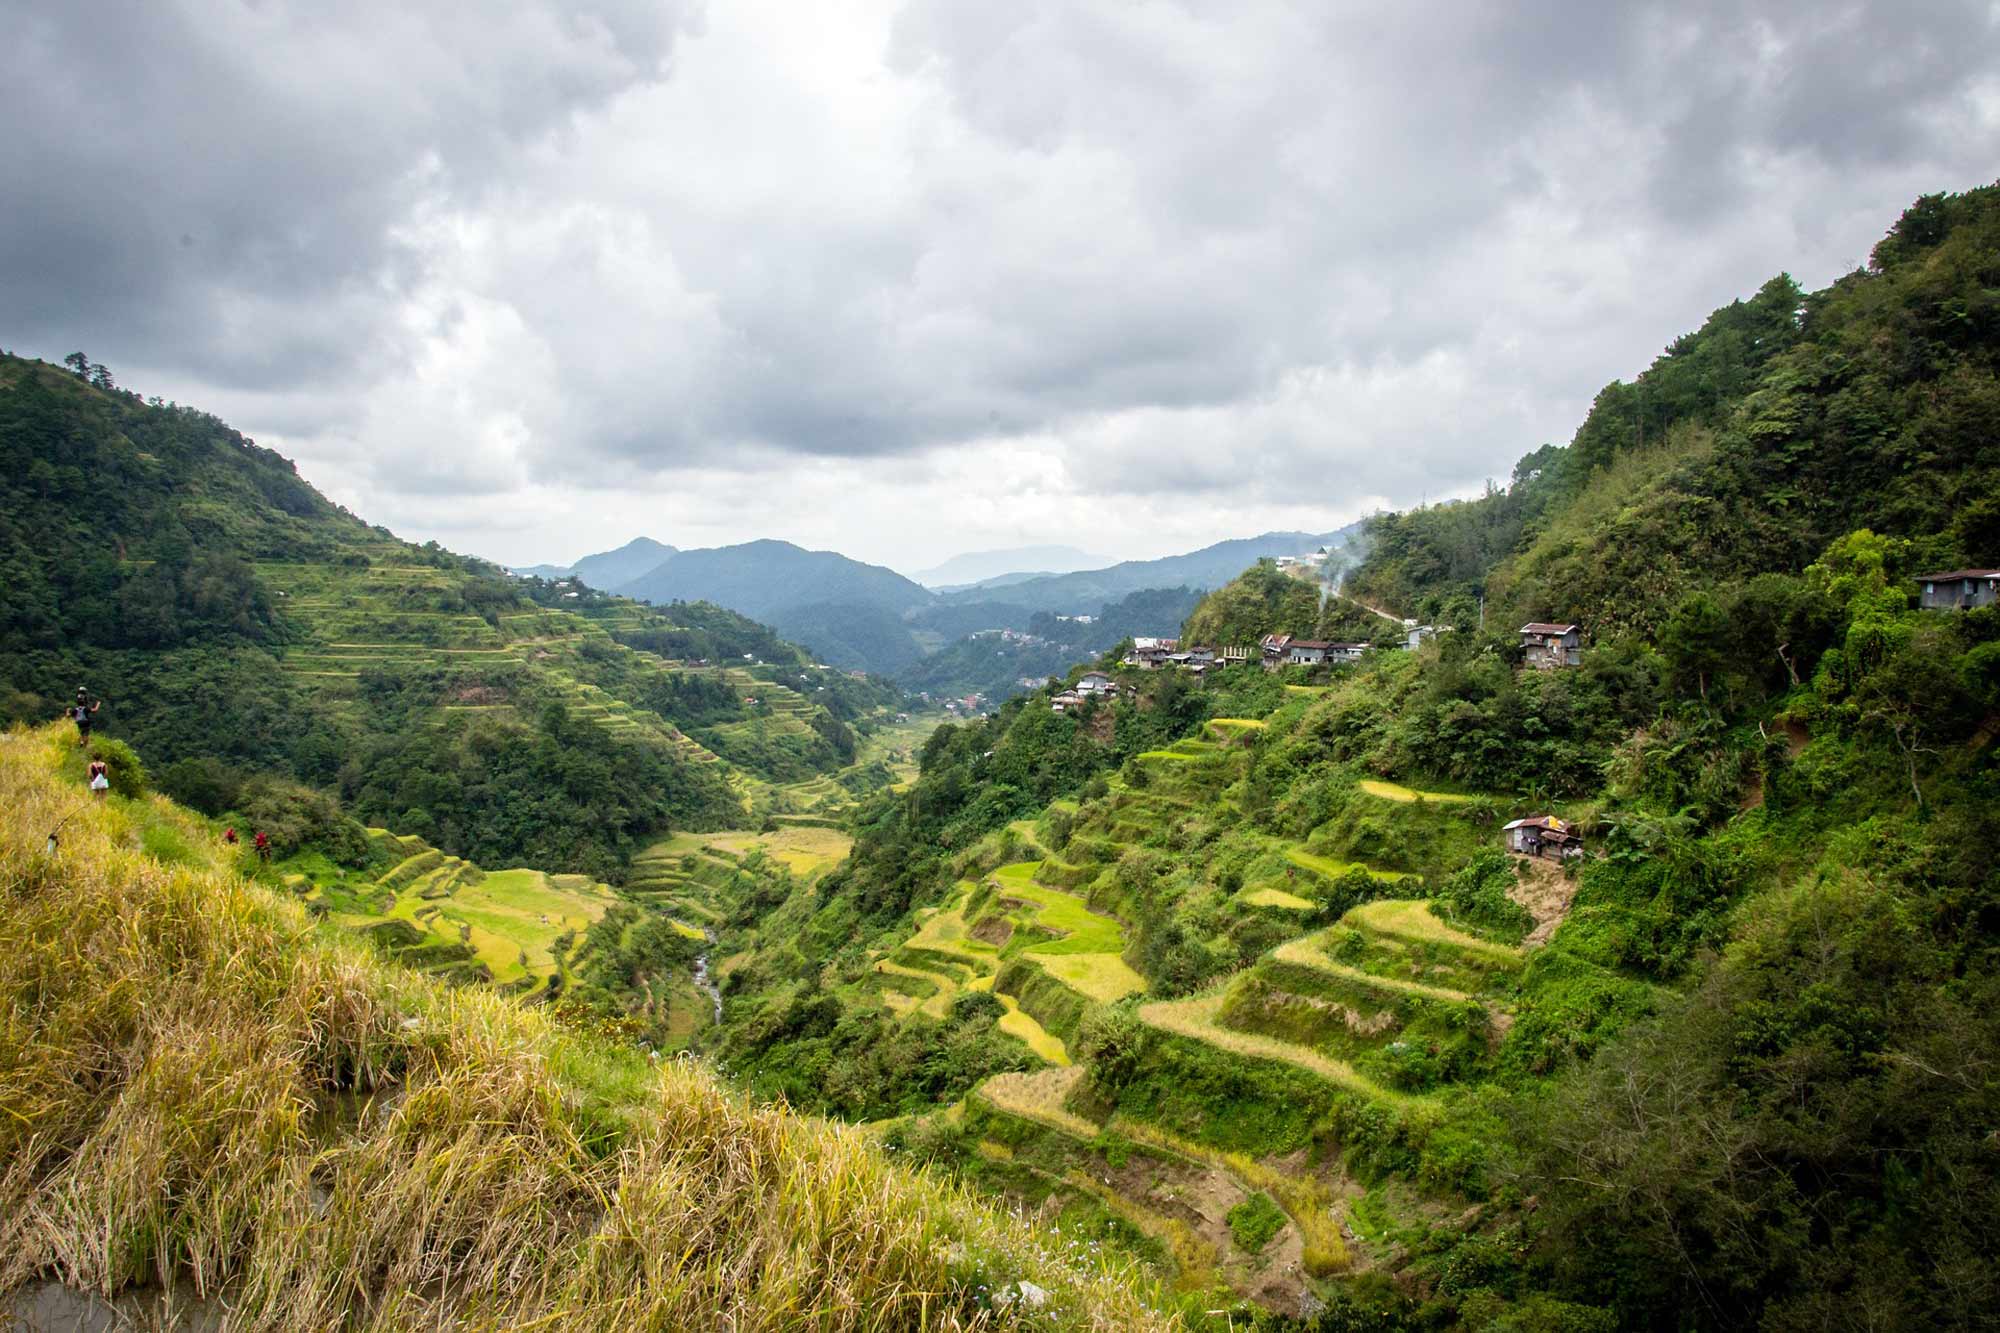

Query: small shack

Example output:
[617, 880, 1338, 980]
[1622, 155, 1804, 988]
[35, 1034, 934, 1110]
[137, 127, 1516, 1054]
[1915, 569, 2000, 610]
[1504, 815, 1581, 859]
[1520, 622, 1582, 669]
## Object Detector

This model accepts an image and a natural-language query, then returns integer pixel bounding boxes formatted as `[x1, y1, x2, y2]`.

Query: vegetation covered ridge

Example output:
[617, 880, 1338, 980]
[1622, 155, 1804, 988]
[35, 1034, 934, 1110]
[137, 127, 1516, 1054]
[689, 187, 2000, 1328]
[0, 722, 1173, 1330]
[0, 348, 905, 882]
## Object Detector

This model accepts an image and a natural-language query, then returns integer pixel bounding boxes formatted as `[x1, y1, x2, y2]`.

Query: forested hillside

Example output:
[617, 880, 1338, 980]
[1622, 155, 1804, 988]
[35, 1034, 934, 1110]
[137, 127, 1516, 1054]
[638, 188, 2000, 1328]
[0, 354, 899, 880]
[1348, 187, 2000, 635]
[1178, 562, 1394, 648]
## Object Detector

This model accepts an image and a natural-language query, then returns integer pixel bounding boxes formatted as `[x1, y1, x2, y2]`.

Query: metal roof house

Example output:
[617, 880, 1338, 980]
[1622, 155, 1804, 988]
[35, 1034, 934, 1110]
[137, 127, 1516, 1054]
[1915, 569, 2000, 610]
[1504, 815, 1580, 858]
[1520, 622, 1582, 669]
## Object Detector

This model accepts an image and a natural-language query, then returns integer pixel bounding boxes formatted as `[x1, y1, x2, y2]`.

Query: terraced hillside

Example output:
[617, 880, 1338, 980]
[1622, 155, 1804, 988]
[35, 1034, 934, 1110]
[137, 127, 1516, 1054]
[0, 722, 1174, 1330]
[278, 824, 716, 999]
[759, 653, 1657, 1315]
[261, 554, 886, 800]
[0, 353, 909, 886]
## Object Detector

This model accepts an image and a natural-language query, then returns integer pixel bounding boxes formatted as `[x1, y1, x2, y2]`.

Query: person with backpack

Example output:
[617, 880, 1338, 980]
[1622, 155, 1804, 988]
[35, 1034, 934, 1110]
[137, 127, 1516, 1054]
[86, 754, 110, 797]
[67, 687, 100, 748]
[253, 830, 270, 861]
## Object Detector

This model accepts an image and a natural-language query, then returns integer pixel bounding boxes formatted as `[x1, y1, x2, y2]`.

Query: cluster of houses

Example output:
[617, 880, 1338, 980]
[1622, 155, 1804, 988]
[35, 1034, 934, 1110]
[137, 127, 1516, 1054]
[1257, 633, 1370, 669]
[1273, 545, 1337, 572]
[1121, 638, 1251, 673]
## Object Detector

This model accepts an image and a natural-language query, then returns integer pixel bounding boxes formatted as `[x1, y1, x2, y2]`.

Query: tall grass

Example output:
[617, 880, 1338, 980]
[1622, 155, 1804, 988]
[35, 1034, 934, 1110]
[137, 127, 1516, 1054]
[0, 725, 1173, 1330]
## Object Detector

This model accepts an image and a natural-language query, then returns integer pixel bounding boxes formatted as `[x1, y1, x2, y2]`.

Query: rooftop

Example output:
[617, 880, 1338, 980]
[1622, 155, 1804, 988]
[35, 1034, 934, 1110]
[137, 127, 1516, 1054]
[1914, 569, 2000, 581]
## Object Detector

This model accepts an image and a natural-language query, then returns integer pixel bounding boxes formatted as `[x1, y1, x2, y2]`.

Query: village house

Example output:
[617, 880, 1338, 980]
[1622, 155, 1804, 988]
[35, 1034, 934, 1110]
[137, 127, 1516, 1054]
[1504, 815, 1582, 860]
[1520, 622, 1582, 669]
[1325, 642, 1369, 663]
[1405, 624, 1444, 650]
[1219, 645, 1253, 665]
[1286, 639, 1331, 665]
[1075, 671, 1116, 695]
[1914, 568, 2000, 610]
[1122, 636, 1180, 668]
[1260, 633, 1293, 671]
[1050, 690, 1083, 713]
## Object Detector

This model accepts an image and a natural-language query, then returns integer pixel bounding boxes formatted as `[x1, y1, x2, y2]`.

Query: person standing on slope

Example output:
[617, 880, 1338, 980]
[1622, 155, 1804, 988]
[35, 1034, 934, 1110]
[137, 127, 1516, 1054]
[67, 687, 100, 748]
[86, 754, 110, 797]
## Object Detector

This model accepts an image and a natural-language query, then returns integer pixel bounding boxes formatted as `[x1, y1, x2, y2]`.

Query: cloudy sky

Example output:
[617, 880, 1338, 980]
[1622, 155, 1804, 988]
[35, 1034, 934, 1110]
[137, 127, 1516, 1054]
[5, 2, 1997, 573]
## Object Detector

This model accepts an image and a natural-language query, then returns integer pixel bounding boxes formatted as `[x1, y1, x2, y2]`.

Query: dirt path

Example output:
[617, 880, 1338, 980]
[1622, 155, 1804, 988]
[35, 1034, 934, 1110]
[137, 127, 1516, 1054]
[1508, 855, 1579, 948]
[1340, 594, 1405, 624]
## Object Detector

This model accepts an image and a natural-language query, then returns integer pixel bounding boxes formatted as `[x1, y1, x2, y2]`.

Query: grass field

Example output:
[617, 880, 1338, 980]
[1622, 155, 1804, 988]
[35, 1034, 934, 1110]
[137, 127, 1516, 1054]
[1242, 886, 1318, 911]
[1272, 936, 1473, 1003]
[996, 993, 1071, 1064]
[1343, 899, 1522, 961]
[1356, 778, 1481, 804]
[988, 863, 1146, 1003]
[1283, 847, 1414, 884]
[682, 825, 854, 878]
[990, 863, 1125, 954]
[1138, 994, 1417, 1107]
[975, 1067, 1101, 1139]
[298, 837, 629, 992]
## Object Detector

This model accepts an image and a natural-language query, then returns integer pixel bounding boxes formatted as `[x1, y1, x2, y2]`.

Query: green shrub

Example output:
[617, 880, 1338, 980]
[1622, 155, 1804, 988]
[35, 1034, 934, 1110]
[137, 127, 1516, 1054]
[91, 738, 148, 799]
[1073, 1004, 1147, 1095]
[1225, 1192, 1287, 1253]
[1436, 850, 1534, 942]
[232, 776, 371, 863]
[158, 755, 244, 815]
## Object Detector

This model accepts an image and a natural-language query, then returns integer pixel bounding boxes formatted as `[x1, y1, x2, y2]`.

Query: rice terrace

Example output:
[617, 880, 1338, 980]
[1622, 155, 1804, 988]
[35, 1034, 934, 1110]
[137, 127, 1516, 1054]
[4, 21, 1999, 1331]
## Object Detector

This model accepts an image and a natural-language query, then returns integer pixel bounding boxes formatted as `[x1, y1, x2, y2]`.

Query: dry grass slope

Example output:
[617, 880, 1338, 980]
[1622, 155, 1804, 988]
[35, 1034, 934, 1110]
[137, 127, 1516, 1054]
[0, 725, 1173, 1331]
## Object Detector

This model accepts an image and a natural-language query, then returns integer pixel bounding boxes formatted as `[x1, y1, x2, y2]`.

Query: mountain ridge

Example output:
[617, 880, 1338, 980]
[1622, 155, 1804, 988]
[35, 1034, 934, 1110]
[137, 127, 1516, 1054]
[911, 543, 1109, 588]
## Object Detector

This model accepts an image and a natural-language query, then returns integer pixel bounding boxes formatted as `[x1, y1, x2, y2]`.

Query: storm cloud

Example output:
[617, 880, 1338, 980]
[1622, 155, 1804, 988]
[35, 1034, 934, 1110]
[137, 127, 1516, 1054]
[3, 0, 1995, 568]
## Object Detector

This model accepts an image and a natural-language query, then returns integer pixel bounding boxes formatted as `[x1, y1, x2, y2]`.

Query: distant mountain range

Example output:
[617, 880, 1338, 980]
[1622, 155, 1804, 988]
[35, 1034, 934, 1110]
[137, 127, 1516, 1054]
[617, 539, 932, 625]
[910, 544, 1109, 589]
[508, 537, 678, 590]
[522, 525, 1363, 680]
[934, 528, 1364, 614]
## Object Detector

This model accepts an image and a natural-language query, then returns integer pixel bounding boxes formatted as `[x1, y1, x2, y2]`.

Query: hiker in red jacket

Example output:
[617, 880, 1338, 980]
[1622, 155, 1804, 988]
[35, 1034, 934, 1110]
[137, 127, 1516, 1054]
[223, 827, 239, 846]
[253, 831, 270, 861]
